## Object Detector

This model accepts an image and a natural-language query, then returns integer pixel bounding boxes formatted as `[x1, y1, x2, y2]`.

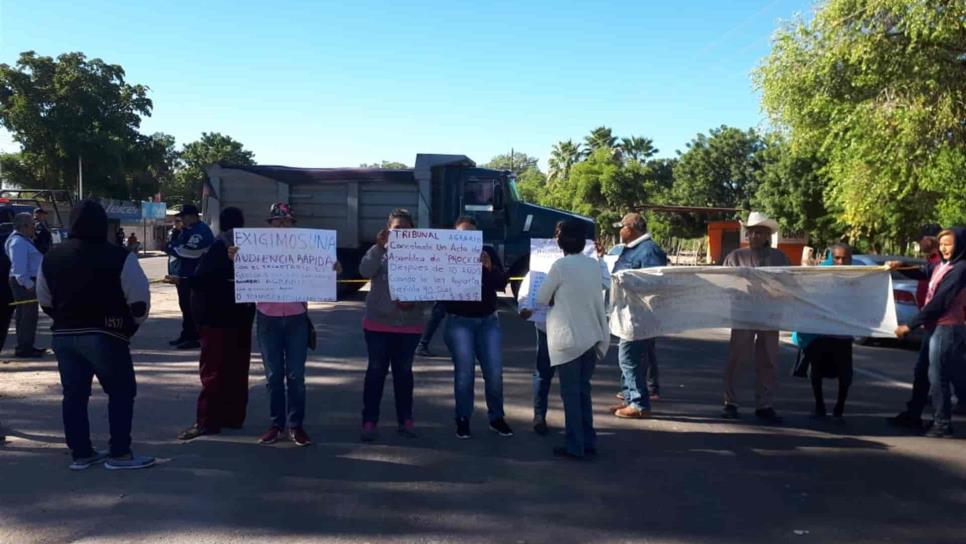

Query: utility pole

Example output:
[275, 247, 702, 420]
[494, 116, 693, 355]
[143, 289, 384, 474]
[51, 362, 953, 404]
[78, 154, 83, 200]
[510, 147, 514, 172]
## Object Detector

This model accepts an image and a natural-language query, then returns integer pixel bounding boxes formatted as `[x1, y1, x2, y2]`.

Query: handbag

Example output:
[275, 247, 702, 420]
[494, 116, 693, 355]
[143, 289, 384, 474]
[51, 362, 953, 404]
[303, 303, 317, 351]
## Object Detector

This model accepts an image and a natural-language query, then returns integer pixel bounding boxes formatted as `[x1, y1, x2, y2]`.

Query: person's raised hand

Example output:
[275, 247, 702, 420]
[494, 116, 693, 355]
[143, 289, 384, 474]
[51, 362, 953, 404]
[376, 229, 390, 249]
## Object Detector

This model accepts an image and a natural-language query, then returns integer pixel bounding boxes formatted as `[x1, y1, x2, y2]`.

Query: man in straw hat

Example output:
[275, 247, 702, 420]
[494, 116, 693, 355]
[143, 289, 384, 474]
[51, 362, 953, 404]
[721, 211, 789, 424]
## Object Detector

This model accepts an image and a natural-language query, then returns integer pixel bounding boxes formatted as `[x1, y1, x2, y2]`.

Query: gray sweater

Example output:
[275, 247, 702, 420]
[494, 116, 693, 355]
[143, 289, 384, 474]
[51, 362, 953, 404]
[359, 244, 428, 328]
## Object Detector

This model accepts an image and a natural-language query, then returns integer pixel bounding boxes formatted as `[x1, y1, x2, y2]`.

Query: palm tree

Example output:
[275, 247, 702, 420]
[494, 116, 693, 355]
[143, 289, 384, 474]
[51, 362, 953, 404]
[584, 126, 618, 153]
[548, 140, 582, 183]
[619, 136, 658, 163]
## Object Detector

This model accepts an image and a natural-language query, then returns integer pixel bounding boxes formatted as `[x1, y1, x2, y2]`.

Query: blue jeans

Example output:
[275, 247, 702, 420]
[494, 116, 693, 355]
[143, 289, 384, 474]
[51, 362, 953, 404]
[418, 302, 447, 348]
[256, 313, 309, 428]
[533, 328, 555, 420]
[363, 331, 420, 425]
[445, 313, 504, 421]
[618, 338, 657, 411]
[558, 348, 597, 457]
[928, 325, 966, 429]
[53, 334, 136, 459]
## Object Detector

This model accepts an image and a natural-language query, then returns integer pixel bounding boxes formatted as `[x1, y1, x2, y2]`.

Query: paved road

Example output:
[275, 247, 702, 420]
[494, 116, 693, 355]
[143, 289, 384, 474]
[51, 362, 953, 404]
[1, 287, 964, 543]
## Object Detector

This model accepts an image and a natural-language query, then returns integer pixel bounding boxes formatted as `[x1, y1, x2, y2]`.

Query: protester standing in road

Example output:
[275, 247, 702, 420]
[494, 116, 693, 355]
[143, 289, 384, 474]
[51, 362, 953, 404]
[721, 211, 789, 423]
[517, 276, 554, 435]
[609, 212, 667, 419]
[444, 216, 513, 439]
[794, 243, 855, 421]
[415, 302, 446, 357]
[171, 207, 256, 441]
[165, 204, 213, 350]
[33, 207, 53, 254]
[891, 228, 966, 438]
[0, 206, 17, 357]
[358, 208, 428, 442]
[37, 199, 155, 470]
[536, 219, 610, 460]
[5, 213, 45, 358]
[248, 203, 314, 447]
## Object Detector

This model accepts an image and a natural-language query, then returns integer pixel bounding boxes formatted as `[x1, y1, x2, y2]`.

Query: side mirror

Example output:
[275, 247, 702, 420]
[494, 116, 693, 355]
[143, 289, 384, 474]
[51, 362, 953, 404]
[493, 185, 505, 210]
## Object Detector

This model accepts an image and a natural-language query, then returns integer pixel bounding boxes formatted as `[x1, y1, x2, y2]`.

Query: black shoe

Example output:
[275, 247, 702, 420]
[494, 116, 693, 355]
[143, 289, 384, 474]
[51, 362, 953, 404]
[552, 446, 586, 460]
[455, 417, 471, 439]
[176, 340, 201, 350]
[887, 411, 924, 431]
[721, 404, 739, 419]
[489, 418, 514, 437]
[415, 345, 433, 357]
[168, 337, 185, 346]
[533, 417, 549, 436]
[755, 407, 784, 424]
[925, 423, 954, 438]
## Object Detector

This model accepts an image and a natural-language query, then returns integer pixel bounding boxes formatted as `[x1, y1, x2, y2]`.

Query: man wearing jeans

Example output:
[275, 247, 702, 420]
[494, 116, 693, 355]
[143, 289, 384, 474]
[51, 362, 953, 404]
[4, 213, 45, 358]
[609, 213, 667, 419]
[37, 200, 155, 470]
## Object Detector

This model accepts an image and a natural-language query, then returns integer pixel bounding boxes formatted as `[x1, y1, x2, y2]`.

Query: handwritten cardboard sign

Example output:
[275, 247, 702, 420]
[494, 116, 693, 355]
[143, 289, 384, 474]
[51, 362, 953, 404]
[519, 238, 597, 322]
[233, 228, 338, 303]
[388, 229, 483, 302]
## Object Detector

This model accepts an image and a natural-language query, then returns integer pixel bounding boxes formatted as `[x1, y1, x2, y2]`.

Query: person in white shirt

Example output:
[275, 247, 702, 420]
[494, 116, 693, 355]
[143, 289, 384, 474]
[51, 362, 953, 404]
[536, 220, 610, 460]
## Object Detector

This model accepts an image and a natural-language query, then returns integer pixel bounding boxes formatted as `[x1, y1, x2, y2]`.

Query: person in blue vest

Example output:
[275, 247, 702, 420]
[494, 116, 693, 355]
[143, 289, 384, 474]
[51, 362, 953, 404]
[608, 212, 668, 419]
[165, 204, 213, 350]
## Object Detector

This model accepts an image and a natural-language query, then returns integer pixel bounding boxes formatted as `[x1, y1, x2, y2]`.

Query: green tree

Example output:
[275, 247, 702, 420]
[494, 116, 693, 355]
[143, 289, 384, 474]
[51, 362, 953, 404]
[548, 140, 582, 183]
[169, 132, 255, 206]
[620, 136, 658, 163]
[359, 160, 408, 169]
[584, 126, 618, 154]
[673, 126, 765, 211]
[482, 151, 538, 176]
[515, 166, 548, 203]
[753, 136, 841, 246]
[0, 51, 154, 198]
[756, 0, 966, 245]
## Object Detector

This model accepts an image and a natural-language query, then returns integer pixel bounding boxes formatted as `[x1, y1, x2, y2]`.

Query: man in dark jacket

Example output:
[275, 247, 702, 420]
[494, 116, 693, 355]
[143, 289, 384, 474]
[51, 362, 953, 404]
[33, 207, 53, 254]
[169, 207, 256, 440]
[165, 204, 214, 349]
[37, 200, 155, 470]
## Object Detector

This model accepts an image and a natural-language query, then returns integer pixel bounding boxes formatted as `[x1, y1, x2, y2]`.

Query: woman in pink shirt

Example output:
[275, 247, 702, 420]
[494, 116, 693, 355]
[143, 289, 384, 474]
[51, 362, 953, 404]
[253, 203, 313, 447]
[358, 209, 428, 442]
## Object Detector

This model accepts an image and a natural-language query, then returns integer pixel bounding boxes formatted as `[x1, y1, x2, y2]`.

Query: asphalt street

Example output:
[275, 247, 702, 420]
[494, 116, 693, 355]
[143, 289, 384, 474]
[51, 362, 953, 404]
[0, 259, 963, 543]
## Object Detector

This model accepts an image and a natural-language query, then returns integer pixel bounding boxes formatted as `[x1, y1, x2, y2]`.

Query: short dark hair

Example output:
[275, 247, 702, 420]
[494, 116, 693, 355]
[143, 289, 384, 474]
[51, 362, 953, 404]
[387, 208, 414, 228]
[454, 216, 477, 228]
[919, 224, 943, 239]
[220, 206, 245, 232]
[830, 242, 853, 255]
[622, 212, 647, 233]
[556, 219, 585, 255]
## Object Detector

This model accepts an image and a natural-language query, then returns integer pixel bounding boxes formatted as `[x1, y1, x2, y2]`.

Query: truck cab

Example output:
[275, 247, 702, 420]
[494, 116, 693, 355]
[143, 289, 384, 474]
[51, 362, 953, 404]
[421, 156, 595, 293]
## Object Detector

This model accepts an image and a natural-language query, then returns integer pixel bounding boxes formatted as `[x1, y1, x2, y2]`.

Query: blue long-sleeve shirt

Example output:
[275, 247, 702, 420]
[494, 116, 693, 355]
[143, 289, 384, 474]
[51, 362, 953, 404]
[5, 232, 42, 289]
[165, 221, 214, 277]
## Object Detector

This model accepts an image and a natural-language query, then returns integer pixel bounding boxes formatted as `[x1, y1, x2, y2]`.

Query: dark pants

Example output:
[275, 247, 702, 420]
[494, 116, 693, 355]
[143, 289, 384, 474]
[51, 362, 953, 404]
[197, 325, 253, 431]
[418, 302, 447, 349]
[176, 282, 198, 342]
[805, 337, 853, 416]
[927, 325, 966, 430]
[53, 334, 136, 460]
[906, 328, 933, 417]
[10, 279, 38, 353]
[256, 313, 309, 428]
[533, 328, 556, 420]
[558, 347, 598, 457]
[0, 298, 14, 353]
[362, 330, 420, 425]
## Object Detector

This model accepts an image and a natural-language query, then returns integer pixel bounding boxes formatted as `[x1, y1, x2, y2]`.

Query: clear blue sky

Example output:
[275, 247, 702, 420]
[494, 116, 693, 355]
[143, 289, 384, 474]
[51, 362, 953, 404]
[0, 0, 814, 169]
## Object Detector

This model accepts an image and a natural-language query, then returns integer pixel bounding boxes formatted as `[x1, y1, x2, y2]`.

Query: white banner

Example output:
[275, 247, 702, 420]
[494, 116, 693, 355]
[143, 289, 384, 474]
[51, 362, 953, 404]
[233, 228, 338, 303]
[519, 238, 598, 322]
[388, 229, 483, 302]
[609, 266, 898, 340]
